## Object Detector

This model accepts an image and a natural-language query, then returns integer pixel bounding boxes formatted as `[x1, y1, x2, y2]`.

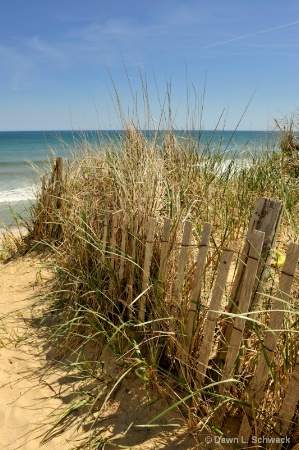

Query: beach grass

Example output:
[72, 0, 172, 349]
[9, 97, 299, 448]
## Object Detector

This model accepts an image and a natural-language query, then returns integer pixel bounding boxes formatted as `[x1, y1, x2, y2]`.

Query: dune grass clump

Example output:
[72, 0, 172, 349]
[275, 115, 299, 179]
[21, 111, 299, 448]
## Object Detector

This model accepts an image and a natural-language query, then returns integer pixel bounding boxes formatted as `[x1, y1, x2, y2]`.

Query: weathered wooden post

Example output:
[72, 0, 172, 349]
[54, 156, 65, 210]
[41, 175, 49, 208]
[41, 175, 46, 197]
[48, 156, 65, 239]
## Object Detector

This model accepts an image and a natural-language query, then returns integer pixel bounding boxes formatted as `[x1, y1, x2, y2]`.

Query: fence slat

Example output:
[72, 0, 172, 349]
[139, 217, 156, 322]
[108, 212, 119, 297]
[272, 357, 299, 448]
[119, 219, 127, 282]
[127, 216, 138, 318]
[196, 248, 233, 386]
[167, 220, 192, 357]
[171, 220, 193, 318]
[111, 212, 119, 268]
[156, 218, 172, 299]
[186, 222, 212, 347]
[214, 230, 265, 427]
[222, 198, 284, 357]
[238, 242, 299, 444]
[101, 210, 109, 262]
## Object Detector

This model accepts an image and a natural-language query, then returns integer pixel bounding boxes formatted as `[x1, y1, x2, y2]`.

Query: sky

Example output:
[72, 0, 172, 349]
[1, 0, 299, 131]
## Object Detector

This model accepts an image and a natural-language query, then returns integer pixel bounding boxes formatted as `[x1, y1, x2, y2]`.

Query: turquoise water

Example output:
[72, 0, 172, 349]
[0, 129, 279, 227]
[0, 130, 104, 227]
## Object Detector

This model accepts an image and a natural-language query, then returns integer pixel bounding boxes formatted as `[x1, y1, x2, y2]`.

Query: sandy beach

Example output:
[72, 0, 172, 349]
[0, 246, 78, 449]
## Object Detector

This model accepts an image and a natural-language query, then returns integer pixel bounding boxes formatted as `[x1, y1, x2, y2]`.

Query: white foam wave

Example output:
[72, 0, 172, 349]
[0, 186, 37, 203]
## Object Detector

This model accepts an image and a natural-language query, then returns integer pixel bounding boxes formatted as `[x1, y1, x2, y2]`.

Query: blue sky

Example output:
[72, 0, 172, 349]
[1, 0, 298, 131]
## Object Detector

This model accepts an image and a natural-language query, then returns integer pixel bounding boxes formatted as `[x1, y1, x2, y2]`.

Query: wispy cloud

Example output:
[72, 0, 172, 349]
[27, 36, 70, 67]
[69, 12, 207, 63]
[0, 44, 33, 93]
[75, 19, 133, 43]
[206, 20, 299, 48]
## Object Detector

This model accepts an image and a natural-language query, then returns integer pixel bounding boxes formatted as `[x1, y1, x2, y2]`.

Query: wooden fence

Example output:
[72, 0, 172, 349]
[41, 157, 299, 448]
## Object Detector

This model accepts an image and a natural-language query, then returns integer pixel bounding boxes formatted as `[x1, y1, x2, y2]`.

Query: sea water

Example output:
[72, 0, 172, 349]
[0, 129, 279, 228]
[0, 130, 104, 228]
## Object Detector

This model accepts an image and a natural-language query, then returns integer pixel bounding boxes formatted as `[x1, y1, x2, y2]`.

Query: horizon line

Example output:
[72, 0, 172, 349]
[0, 128, 278, 133]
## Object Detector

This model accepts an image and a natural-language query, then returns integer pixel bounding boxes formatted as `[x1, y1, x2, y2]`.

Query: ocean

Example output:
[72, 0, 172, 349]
[0, 129, 279, 228]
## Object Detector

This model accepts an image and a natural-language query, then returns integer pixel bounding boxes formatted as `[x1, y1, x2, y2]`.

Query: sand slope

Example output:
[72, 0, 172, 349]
[0, 254, 76, 450]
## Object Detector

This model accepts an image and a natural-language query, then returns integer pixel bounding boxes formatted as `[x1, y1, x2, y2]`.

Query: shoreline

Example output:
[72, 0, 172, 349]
[0, 199, 34, 232]
[0, 226, 28, 233]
